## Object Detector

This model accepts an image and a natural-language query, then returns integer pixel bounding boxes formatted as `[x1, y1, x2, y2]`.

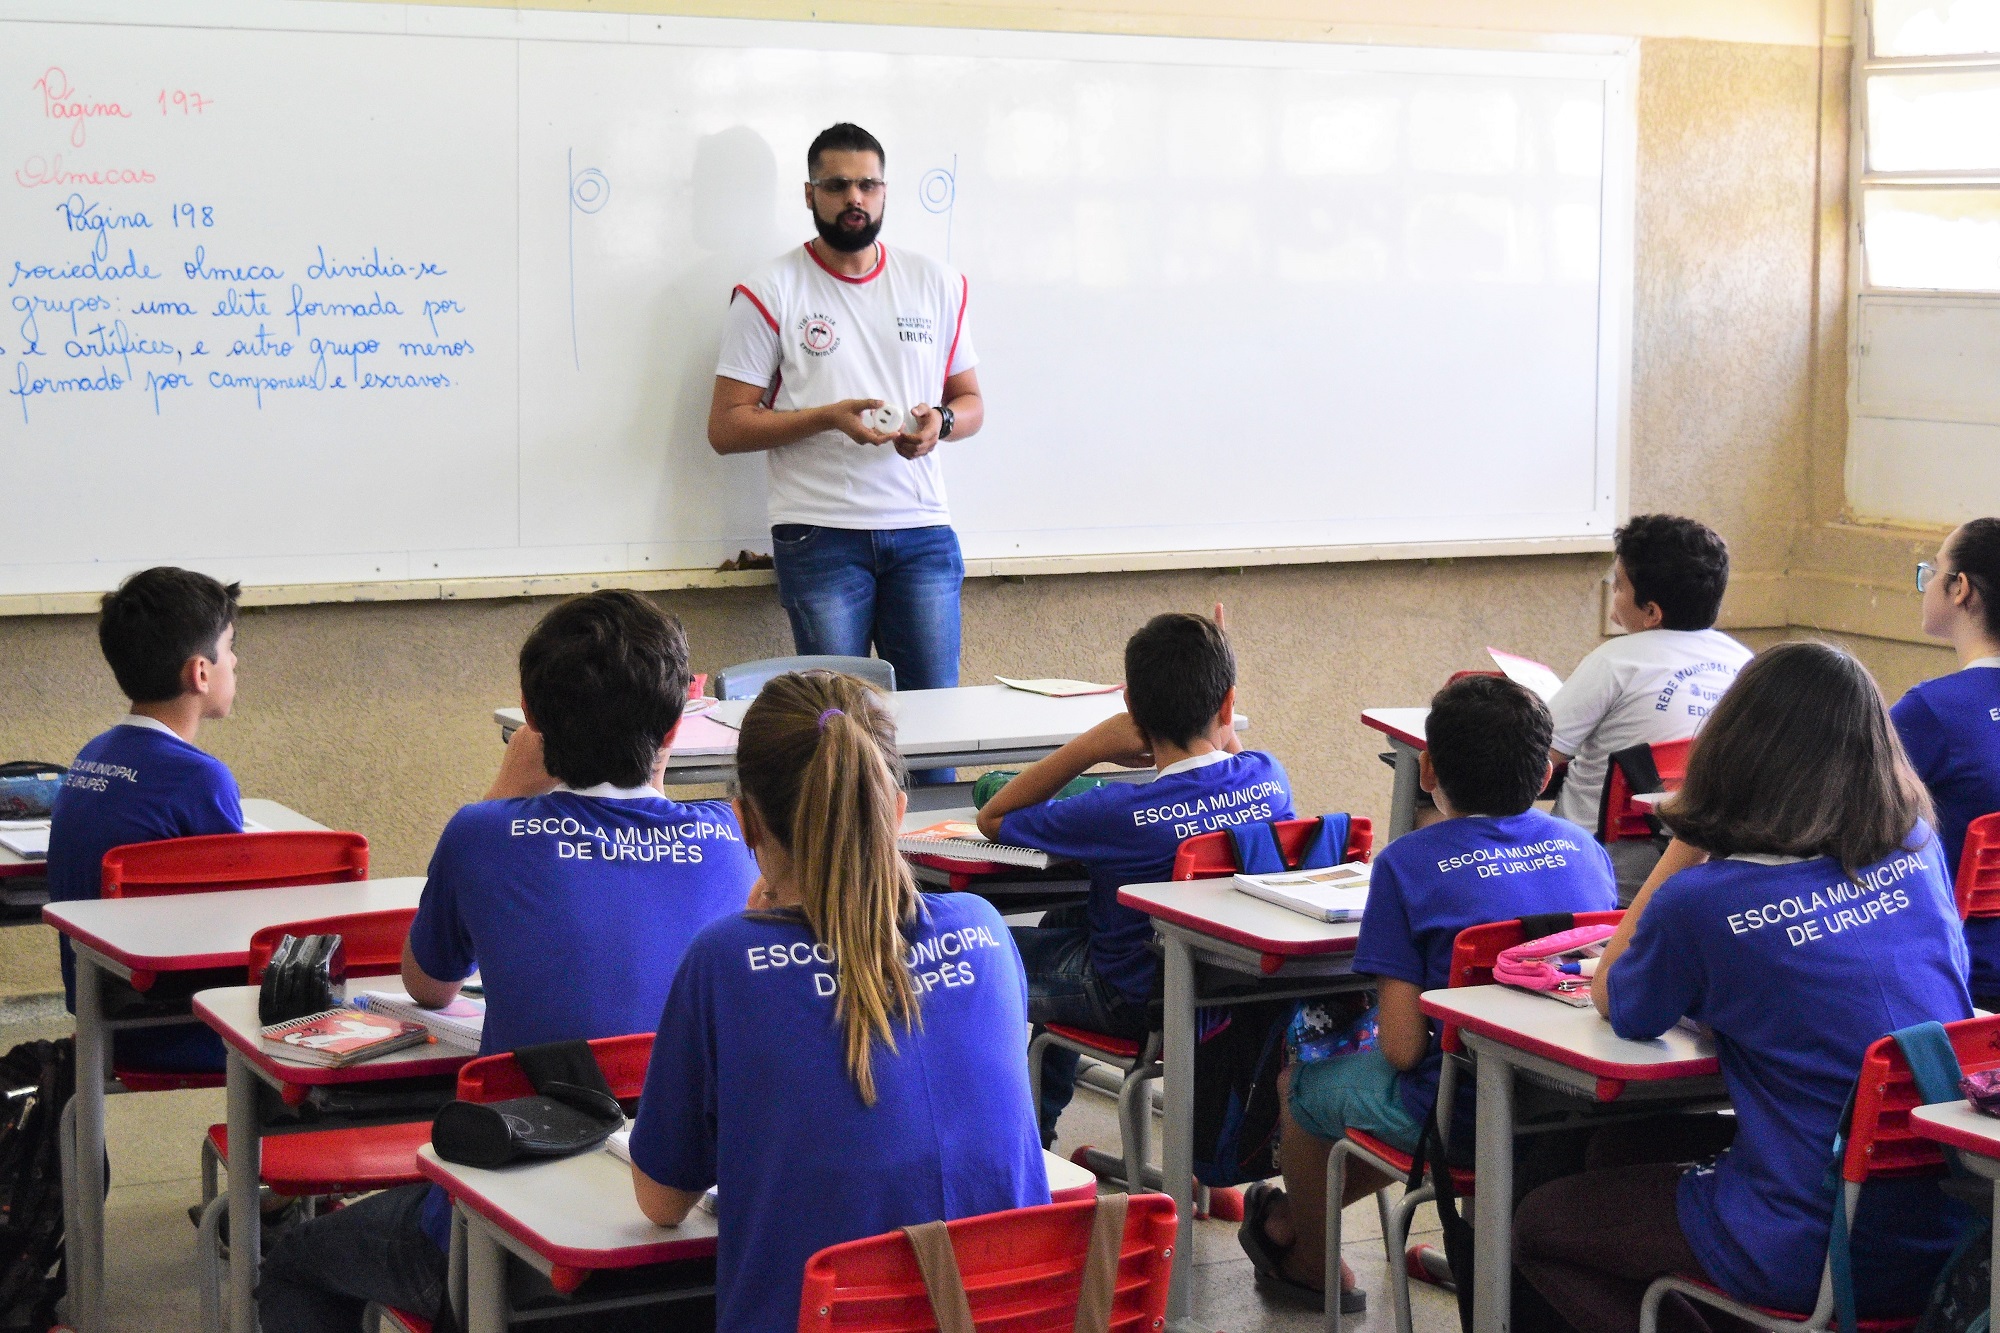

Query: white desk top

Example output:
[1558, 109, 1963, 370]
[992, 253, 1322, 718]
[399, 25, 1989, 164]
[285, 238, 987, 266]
[418, 1142, 1094, 1273]
[1911, 1100, 2000, 1158]
[44, 876, 425, 974]
[1631, 790, 1668, 809]
[1118, 878, 1361, 958]
[1420, 985, 1719, 1082]
[194, 983, 472, 1087]
[0, 797, 325, 872]
[1360, 707, 1429, 749]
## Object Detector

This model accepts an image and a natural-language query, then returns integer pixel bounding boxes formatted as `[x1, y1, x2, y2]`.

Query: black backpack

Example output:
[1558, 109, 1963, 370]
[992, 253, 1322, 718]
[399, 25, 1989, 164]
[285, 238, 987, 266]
[0, 1039, 72, 1331]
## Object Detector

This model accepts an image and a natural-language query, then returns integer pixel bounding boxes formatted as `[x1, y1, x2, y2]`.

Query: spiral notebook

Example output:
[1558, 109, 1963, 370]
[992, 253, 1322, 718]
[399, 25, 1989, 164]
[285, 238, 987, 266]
[353, 990, 485, 1053]
[259, 1007, 430, 1068]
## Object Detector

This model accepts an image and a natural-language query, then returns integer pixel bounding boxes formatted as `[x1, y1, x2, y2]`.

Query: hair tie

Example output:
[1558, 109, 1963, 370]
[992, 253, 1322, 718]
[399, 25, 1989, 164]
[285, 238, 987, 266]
[817, 708, 845, 731]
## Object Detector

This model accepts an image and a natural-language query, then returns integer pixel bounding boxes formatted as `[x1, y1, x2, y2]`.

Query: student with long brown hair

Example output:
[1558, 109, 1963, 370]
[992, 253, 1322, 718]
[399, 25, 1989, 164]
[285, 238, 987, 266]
[1514, 641, 1972, 1332]
[626, 670, 1049, 1332]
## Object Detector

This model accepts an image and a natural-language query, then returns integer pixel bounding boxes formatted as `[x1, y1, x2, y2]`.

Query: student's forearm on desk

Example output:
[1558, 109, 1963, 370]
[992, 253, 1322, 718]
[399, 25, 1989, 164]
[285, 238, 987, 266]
[631, 1165, 701, 1226]
[1590, 836, 1707, 1018]
[975, 740, 1098, 842]
[400, 940, 462, 1009]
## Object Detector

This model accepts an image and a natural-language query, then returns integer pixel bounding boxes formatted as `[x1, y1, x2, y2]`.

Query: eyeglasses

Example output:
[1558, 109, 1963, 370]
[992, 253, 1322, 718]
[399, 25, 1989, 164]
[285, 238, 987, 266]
[809, 176, 886, 196]
[1917, 561, 1960, 593]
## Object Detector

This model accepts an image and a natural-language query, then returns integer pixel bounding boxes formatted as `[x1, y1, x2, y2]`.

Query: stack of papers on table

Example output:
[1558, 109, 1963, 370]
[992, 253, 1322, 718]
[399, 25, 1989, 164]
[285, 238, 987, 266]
[1232, 863, 1372, 922]
[0, 821, 49, 860]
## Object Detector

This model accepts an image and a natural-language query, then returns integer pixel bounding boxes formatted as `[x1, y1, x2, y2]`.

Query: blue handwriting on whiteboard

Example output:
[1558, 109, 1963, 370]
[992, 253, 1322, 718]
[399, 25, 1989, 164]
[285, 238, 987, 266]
[12, 292, 110, 337]
[11, 250, 157, 286]
[55, 194, 149, 261]
[306, 246, 447, 281]
[11, 360, 124, 424]
[183, 247, 282, 282]
[284, 285, 402, 337]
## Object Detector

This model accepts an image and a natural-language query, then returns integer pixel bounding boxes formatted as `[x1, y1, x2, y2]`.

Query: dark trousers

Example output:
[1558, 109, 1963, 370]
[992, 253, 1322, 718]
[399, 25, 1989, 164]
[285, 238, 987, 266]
[258, 1184, 446, 1333]
[1009, 906, 1154, 1145]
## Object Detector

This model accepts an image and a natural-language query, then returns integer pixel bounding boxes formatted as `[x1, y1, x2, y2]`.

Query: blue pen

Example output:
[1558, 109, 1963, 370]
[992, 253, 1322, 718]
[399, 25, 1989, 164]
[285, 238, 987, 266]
[1554, 961, 1585, 976]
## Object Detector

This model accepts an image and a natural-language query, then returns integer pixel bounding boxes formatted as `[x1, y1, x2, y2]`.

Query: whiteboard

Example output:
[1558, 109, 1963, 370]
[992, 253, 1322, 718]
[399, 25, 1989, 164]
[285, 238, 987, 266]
[0, 2, 1634, 600]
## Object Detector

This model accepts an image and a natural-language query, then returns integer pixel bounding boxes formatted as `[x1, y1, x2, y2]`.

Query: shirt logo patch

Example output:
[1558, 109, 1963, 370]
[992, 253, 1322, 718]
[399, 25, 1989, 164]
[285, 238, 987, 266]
[799, 314, 840, 357]
[897, 315, 935, 345]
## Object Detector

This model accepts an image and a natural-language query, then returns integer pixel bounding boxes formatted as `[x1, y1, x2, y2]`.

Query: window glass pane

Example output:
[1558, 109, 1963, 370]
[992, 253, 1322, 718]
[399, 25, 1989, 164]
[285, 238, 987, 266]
[1868, 72, 2000, 171]
[1873, 0, 2000, 57]
[1865, 188, 2000, 290]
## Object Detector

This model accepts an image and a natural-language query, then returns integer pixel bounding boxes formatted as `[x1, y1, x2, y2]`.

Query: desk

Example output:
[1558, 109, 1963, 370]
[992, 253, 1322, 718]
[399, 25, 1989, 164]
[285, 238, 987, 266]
[420, 1144, 1098, 1333]
[1419, 986, 1723, 1333]
[1118, 878, 1367, 1331]
[0, 796, 319, 889]
[1360, 708, 1429, 842]
[899, 806, 1090, 912]
[1909, 1101, 2000, 1323]
[42, 866, 424, 1333]
[197, 983, 469, 1333]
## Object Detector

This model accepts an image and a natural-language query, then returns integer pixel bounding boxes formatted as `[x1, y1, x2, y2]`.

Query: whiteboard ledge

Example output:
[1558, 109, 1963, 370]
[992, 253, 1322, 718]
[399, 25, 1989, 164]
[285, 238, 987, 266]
[0, 536, 1614, 616]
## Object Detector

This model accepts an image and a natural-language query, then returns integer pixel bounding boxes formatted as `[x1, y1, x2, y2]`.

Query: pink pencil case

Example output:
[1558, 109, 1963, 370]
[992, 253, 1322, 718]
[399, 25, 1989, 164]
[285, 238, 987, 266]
[1963, 1068, 2000, 1117]
[1493, 924, 1617, 993]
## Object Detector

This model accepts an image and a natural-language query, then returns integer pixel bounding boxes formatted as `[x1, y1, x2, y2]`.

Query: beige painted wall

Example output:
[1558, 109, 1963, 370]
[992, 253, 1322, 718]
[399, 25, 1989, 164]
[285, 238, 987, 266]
[1, 2, 1919, 994]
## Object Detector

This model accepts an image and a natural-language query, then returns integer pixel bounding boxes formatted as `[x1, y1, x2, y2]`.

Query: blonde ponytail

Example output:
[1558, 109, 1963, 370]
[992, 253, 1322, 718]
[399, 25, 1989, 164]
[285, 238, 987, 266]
[735, 671, 919, 1104]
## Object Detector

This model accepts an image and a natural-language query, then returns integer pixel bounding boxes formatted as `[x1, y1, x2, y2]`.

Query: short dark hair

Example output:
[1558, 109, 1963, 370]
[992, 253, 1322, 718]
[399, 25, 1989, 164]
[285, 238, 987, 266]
[1425, 675, 1554, 817]
[1614, 514, 1730, 630]
[808, 123, 884, 177]
[98, 567, 240, 704]
[1660, 641, 1932, 872]
[1946, 518, 2000, 640]
[1124, 613, 1235, 748]
[519, 591, 691, 790]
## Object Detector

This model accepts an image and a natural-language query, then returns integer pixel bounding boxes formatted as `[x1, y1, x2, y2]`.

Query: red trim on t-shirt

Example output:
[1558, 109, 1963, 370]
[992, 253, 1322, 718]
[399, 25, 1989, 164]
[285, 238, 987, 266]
[942, 273, 970, 395]
[763, 370, 782, 409]
[730, 284, 779, 333]
[803, 240, 887, 285]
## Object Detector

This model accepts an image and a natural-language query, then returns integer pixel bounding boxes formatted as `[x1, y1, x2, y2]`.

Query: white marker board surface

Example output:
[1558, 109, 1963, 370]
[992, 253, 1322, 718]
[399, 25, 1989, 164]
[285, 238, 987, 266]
[0, 2, 1634, 602]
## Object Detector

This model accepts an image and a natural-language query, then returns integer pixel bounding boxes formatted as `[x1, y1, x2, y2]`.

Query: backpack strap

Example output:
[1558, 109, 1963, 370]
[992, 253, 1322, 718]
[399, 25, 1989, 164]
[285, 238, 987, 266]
[1227, 822, 1288, 875]
[514, 1040, 616, 1101]
[1070, 1192, 1130, 1333]
[1893, 1020, 1966, 1106]
[1295, 815, 1351, 870]
[902, 1220, 977, 1333]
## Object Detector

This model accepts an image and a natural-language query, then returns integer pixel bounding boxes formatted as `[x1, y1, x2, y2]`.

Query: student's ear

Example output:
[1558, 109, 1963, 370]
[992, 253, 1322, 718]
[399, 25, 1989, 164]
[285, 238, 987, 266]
[1539, 757, 1555, 793]
[1214, 686, 1236, 731]
[518, 694, 540, 734]
[894, 789, 908, 826]
[733, 796, 764, 854]
[183, 654, 212, 698]
[1418, 751, 1439, 794]
[1635, 600, 1666, 632]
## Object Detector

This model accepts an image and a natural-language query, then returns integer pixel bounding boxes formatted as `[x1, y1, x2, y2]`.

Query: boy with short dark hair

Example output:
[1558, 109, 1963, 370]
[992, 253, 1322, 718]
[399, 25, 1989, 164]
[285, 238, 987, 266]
[1238, 675, 1616, 1311]
[45, 566, 245, 1071]
[1549, 513, 1750, 837]
[978, 612, 1295, 1144]
[258, 590, 759, 1332]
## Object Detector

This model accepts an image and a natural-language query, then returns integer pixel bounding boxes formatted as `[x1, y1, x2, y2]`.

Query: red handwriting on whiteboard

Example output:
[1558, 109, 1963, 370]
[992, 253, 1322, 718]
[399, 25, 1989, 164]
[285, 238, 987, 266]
[158, 90, 212, 115]
[14, 155, 156, 189]
[33, 68, 132, 148]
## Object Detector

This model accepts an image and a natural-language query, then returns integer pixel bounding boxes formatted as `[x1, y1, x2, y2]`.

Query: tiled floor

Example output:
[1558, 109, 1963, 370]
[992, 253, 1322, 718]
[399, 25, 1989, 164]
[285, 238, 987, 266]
[7, 999, 1463, 1332]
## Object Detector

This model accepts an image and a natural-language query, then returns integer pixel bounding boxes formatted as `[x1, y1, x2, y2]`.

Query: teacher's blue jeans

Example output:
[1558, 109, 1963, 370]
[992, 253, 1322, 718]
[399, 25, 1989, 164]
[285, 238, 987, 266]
[772, 523, 964, 779]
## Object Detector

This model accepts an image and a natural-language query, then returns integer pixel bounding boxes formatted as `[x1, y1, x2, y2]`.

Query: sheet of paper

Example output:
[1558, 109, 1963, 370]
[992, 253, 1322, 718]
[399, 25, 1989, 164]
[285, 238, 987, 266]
[706, 699, 752, 730]
[1486, 648, 1565, 703]
[995, 676, 1122, 697]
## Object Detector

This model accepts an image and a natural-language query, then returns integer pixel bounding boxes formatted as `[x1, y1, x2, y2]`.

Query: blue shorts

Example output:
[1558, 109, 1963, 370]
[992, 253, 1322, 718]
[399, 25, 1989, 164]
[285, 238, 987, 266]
[1288, 1049, 1423, 1153]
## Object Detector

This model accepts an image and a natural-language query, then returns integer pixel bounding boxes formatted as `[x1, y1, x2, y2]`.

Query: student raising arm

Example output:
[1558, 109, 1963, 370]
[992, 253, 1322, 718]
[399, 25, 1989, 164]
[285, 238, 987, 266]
[627, 671, 1049, 1332]
[1521, 642, 1972, 1333]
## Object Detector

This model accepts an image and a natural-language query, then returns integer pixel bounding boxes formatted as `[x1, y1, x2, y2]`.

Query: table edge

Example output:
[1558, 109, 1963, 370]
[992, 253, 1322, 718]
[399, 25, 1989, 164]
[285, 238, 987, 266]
[1118, 888, 1359, 956]
[417, 1150, 717, 1269]
[1430, 1002, 1721, 1082]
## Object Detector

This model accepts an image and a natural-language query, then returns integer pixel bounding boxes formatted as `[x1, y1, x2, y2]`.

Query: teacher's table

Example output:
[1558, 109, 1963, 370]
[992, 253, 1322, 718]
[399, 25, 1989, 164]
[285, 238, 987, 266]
[43, 867, 424, 1333]
[1910, 1101, 2000, 1324]
[1360, 708, 1430, 842]
[1117, 879, 1369, 1331]
[195, 983, 471, 1333]
[420, 1142, 1099, 1333]
[1418, 985, 1723, 1333]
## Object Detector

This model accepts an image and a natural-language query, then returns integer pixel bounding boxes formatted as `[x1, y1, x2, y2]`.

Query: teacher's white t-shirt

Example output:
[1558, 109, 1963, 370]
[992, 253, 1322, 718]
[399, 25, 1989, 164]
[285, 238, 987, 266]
[717, 242, 977, 531]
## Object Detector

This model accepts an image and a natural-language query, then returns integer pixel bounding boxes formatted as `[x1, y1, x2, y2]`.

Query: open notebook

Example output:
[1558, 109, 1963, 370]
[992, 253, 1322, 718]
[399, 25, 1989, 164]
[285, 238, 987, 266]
[1486, 648, 1564, 704]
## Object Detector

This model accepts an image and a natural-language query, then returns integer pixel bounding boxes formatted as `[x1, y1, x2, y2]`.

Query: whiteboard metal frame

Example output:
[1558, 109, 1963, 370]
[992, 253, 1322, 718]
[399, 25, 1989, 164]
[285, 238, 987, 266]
[0, 0, 1637, 614]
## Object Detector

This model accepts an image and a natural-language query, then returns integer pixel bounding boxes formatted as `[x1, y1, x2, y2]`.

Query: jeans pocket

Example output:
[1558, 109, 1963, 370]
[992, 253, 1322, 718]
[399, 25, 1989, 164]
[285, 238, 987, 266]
[771, 523, 820, 549]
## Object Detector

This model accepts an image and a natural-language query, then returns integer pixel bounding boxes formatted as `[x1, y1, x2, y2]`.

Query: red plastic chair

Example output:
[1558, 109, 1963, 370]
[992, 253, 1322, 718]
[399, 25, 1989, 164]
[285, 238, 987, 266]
[797, 1194, 1177, 1332]
[456, 1032, 655, 1105]
[1170, 815, 1374, 880]
[1954, 812, 2000, 922]
[1639, 1014, 2000, 1331]
[1599, 739, 1693, 845]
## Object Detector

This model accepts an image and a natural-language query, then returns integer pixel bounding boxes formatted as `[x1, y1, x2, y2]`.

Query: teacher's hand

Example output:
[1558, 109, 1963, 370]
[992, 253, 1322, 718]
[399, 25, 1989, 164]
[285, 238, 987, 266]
[894, 404, 942, 460]
[822, 399, 897, 447]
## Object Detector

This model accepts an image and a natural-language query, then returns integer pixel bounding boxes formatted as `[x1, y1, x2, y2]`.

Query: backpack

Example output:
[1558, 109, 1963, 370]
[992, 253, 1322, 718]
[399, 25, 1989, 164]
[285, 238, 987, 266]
[0, 1039, 73, 1331]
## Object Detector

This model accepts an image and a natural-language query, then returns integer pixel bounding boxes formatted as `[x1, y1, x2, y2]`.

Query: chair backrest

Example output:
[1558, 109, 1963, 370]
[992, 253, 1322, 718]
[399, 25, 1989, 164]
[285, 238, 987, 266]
[1843, 1014, 2000, 1183]
[715, 655, 896, 702]
[247, 907, 417, 984]
[797, 1194, 1177, 1332]
[1957, 812, 2000, 921]
[1598, 738, 1695, 844]
[100, 830, 369, 899]
[1440, 911, 1625, 1054]
[1170, 816, 1374, 880]
[455, 1032, 655, 1102]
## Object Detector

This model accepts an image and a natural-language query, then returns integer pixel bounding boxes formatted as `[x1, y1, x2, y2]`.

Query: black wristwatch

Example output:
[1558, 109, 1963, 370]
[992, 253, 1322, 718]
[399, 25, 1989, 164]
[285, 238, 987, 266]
[937, 404, 955, 440]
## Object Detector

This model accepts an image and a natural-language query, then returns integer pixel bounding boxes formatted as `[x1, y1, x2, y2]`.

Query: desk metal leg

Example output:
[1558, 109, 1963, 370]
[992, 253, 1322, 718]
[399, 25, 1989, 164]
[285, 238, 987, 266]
[69, 953, 107, 1332]
[463, 1210, 508, 1333]
[225, 1050, 262, 1333]
[1161, 935, 1207, 1332]
[1387, 740, 1421, 842]
[1470, 1043, 1515, 1333]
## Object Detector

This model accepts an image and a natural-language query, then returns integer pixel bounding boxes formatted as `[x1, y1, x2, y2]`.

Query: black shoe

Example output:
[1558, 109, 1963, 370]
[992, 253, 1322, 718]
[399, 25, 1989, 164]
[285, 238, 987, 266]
[189, 1198, 300, 1255]
[1237, 1183, 1366, 1314]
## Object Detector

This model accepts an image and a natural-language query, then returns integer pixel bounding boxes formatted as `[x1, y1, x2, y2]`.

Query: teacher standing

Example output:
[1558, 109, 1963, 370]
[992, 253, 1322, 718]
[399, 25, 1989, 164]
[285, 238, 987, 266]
[708, 122, 984, 708]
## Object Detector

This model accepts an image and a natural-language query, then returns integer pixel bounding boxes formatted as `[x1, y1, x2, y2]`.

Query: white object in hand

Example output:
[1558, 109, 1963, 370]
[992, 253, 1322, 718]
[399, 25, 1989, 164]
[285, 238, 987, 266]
[900, 405, 927, 435]
[864, 404, 900, 434]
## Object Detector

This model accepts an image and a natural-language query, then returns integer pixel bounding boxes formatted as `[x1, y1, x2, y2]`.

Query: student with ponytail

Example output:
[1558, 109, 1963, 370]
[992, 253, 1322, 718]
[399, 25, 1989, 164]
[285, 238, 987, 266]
[626, 671, 1049, 1332]
[1893, 518, 2000, 1005]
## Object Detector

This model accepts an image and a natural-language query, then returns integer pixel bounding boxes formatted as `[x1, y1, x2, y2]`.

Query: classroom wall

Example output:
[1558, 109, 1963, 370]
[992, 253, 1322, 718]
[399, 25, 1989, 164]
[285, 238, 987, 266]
[1, 0, 1938, 995]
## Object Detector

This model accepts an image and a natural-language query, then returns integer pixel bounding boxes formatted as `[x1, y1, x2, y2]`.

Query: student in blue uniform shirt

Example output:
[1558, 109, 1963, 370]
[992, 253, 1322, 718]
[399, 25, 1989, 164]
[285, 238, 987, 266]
[977, 612, 1294, 1143]
[258, 590, 758, 1333]
[1893, 517, 2000, 1005]
[1516, 641, 1972, 1332]
[45, 566, 244, 1073]
[1240, 674, 1616, 1313]
[627, 670, 1049, 1333]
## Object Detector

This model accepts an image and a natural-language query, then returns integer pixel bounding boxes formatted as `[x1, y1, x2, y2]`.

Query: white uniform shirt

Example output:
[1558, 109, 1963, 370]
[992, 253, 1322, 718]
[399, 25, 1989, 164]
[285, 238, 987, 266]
[717, 242, 976, 531]
[1549, 628, 1753, 833]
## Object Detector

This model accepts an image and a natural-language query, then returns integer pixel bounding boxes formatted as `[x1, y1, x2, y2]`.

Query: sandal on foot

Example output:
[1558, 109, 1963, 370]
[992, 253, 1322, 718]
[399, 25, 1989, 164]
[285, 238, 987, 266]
[1237, 1184, 1365, 1314]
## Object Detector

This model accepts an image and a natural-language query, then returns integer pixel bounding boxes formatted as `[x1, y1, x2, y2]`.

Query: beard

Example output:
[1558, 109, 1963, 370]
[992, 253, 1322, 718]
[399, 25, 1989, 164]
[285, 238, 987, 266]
[814, 206, 882, 253]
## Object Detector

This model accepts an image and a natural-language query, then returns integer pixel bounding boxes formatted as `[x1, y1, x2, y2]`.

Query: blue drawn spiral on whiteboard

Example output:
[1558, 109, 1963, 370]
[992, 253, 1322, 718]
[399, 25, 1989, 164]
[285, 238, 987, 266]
[919, 166, 955, 214]
[571, 167, 610, 215]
